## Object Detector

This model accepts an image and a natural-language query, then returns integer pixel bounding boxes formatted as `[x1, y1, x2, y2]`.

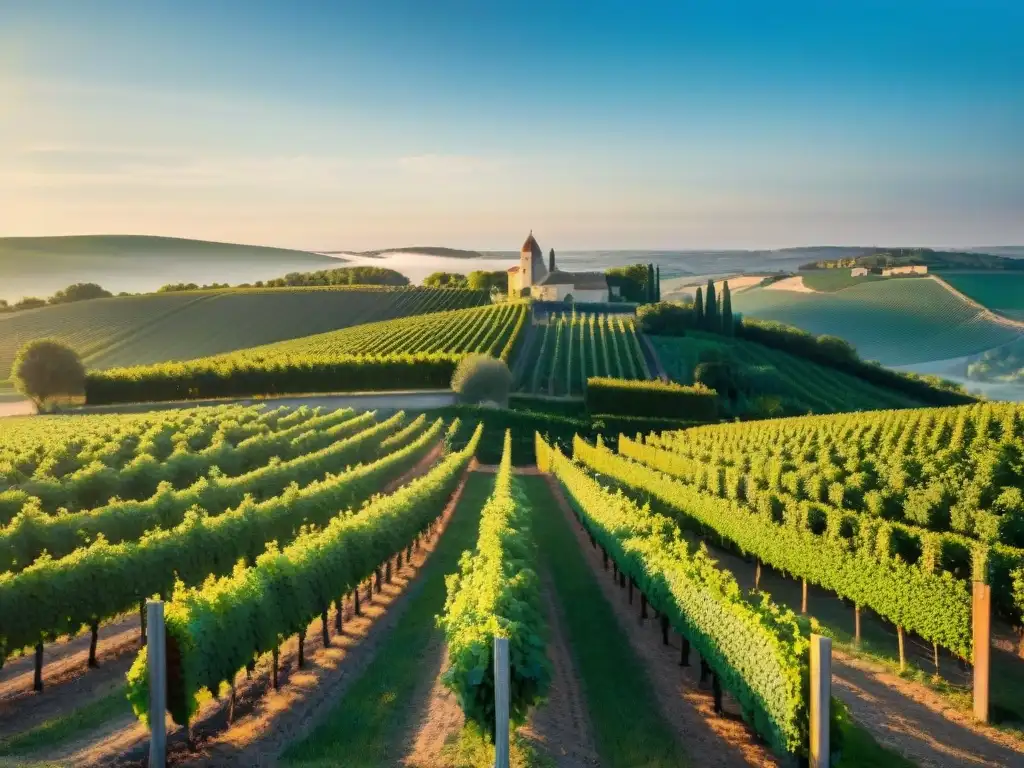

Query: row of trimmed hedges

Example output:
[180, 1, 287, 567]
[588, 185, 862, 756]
[585, 376, 718, 420]
[85, 354, 459, 404]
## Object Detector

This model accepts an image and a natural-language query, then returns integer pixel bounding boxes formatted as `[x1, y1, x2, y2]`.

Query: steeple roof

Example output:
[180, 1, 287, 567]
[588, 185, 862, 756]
[521, 231, 542, 256]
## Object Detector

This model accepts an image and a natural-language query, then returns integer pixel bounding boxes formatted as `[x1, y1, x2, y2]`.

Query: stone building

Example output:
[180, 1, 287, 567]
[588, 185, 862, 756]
[507, 232, 609, 302]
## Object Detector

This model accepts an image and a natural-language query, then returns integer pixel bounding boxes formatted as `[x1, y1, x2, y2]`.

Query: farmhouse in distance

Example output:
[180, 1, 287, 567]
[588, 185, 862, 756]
[507, 231, 611, 302]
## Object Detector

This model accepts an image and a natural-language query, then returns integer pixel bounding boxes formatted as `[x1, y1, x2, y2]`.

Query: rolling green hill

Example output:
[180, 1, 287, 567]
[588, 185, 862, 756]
[652, 332, 922, 416]
[0, 235, 339, 301]
[936, 271, 1024, 320]
[0, 286, 488, 382]
[731, 277, 1022, 365]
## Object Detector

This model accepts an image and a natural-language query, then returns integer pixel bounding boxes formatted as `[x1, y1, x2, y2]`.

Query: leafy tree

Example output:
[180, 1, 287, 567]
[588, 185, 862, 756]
[605, 264, 649, 303]
[451, 354, 512, 406]
[267, 266, 408, 287]
[721, 281, 734, 336]
[467, 270, 507, 292]
[704, 280, 718, 332]
[12, 339, 86, 411]
[637, 302, 692, 335]
[48, 283, 113, 305]
[424, 271, 469, 288]
[694, 287, 704, 326]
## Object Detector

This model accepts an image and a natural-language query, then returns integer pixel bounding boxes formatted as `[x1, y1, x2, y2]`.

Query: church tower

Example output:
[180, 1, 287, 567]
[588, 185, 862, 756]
[520, 231, 546, 288]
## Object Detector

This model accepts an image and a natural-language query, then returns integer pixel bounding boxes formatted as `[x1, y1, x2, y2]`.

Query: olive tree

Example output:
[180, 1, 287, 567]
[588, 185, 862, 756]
[11, 339, 86, 412]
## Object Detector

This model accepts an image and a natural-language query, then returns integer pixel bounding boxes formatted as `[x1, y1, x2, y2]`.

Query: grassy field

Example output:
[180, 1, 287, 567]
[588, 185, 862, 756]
[0, 287, 488, 382]
[0, 235, 339, 301]
[936, 271, 1024, 320]
[651, 332, 922, 414]
[732, 277, 1021, 364]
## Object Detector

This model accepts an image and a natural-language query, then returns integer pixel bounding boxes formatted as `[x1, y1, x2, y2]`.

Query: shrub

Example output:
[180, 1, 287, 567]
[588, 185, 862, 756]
[48, 282, 113, 304]
[451, 354, 512, 406]
[694, 361, 741, 401]
[636, 302, 694, 336]
[585, 376, 718, 420]
[13, 297, 46, 311]
[12, 339, 86, 411]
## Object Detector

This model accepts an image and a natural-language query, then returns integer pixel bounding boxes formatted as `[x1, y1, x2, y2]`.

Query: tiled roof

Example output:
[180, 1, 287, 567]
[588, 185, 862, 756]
[536, 270, 608, 290]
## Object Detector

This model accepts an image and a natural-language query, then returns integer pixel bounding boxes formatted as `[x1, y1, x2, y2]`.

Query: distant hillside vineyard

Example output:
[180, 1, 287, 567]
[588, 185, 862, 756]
[0, 286, 488, 382]
[652, 333, 923, 414]
[731, 278, 1022, 365]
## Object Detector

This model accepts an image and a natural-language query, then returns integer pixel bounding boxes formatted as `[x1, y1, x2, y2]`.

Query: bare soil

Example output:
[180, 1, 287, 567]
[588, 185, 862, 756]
[763, 275, 816, 293]
[833, 652, 1024, 767]
[545, 475, 779, 767]
[399, 647, 465, 767]
[518, 577, 600, 768]
[0, 617, 140, 739]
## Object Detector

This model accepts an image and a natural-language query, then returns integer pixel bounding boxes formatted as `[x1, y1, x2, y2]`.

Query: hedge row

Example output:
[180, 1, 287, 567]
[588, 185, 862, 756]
[84, 354, 460, 405]
[127, 422, 483, 726]
[585, 376, 718, 421]
[537, 434, 809, 756]
[440, 431, 550, 730]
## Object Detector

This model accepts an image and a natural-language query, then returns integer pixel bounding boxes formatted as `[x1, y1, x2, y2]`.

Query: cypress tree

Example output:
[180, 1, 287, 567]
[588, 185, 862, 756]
[655, 265, 661, 300]
[722, 281, 734, 335]
[694, 286, 704, 327]
[549, 248, 556, 273]
[647, 263, 655, 302]
[705, 279, 718, 332]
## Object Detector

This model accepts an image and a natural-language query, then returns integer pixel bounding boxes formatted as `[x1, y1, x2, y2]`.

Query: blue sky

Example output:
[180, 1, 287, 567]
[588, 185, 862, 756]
[1, 1, 1022, 250]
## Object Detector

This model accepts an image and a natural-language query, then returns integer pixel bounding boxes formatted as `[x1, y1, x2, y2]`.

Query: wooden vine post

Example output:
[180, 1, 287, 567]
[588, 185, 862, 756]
[973, 580, 991, 723]
[494, 636, 510, 768]
[809, 634, 831, 768]
[146, 600, 167, 768]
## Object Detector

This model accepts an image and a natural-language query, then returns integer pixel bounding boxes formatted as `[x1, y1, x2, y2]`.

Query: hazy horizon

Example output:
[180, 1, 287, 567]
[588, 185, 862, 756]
[3, 2, 1022, 250]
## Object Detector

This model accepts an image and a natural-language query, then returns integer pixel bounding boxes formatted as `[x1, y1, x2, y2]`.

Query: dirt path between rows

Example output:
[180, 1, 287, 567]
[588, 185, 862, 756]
[545, 475, 778, 767]
[833, 652, 1023, 767]
[674, 520, 1024, 767]
[518, 576, 600, 768]
[0, 616, 140, 739]
[399, 642, 464, 767]
[400, 476, 600, 768]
